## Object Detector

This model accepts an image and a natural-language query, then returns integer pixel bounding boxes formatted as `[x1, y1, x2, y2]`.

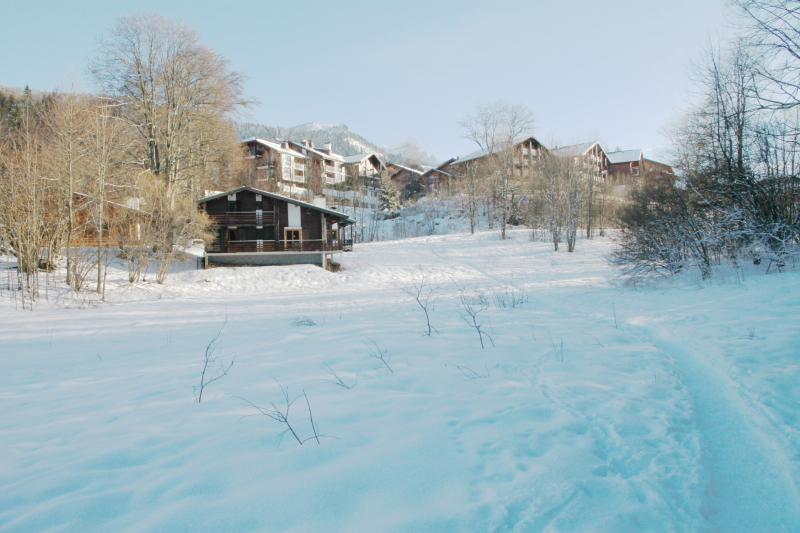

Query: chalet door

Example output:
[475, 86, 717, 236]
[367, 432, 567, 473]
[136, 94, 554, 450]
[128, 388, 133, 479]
[284, 228, 301, 250]
[226, 229, 237, 252]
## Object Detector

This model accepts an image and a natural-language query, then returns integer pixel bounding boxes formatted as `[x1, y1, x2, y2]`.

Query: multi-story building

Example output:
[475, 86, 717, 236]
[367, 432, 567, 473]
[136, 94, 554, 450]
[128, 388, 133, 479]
[285, 140, 348, 190]
[445, 136, 547, 180]
[550, 142, 609, 183]
[607, 149, 675, 186]
[241, 137, 309, 197]
[342, 153, 385, 189]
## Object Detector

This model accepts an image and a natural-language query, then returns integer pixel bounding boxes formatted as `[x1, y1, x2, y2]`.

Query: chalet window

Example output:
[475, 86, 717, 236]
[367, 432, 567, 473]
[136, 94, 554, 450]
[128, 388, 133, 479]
[284, 228, 301, 242]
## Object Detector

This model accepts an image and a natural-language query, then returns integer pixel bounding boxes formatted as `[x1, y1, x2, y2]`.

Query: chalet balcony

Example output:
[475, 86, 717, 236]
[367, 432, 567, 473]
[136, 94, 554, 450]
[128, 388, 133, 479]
[207, 211, 275, 226]
[207, 239, 345, 254]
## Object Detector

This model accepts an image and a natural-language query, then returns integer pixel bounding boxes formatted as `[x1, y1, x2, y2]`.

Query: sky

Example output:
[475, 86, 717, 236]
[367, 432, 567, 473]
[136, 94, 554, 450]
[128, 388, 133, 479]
[1, 0, 739, 162]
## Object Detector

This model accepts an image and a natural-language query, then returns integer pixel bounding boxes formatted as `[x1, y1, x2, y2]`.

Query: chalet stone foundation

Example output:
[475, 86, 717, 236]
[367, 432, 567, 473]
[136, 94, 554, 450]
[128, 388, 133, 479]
[204, 252, 327, 268]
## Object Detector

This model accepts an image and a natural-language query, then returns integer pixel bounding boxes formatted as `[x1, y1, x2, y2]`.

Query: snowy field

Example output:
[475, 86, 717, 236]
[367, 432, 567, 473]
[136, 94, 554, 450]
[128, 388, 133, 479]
[1, 231, 799, 532]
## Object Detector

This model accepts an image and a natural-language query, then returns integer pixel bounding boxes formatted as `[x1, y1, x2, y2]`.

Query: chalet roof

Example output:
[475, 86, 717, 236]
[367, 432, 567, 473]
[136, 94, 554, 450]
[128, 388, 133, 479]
[73, 191, 148, 215]
[454, 135, 546, 165]
[197, 186, 355, 226]
[421, 157, 458, 178]
[387, 161, 423, 176]
[550, 142, 599, 158]
[607, 149, 642, 164]
[242, 137, 307, 159]
[285, 140, 345, 163]
[342, 152, 383, 165]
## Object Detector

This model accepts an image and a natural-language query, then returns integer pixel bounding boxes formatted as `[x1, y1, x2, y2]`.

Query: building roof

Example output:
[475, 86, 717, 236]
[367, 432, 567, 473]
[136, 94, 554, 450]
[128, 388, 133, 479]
[242, 137, 307, 159]
[386, 161, 423, 176]
[421, 157, 457, 178]
[198, 186, 355, 226]
[550, 142, 598, 158]
[454, 135, 546, 165]
[607, 149, 642, 164]
[285, 140, 345, 163]
[342, 152, 383, 165]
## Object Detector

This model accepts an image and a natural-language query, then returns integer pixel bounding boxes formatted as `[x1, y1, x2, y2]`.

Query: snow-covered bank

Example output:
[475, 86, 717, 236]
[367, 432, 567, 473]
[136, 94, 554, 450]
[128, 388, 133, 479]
[1, 232, 798, 531]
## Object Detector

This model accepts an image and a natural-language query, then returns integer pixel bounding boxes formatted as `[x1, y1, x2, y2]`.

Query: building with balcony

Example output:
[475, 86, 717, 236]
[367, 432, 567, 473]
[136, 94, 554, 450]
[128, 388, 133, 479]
[241, 138, 309, 197]
[198, 186, 354, 268]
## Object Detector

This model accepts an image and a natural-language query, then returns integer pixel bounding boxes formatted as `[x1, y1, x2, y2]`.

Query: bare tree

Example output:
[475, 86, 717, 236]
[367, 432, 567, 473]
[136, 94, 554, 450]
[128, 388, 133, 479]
[406, 274, 437, 336]
[535, 154, 585, 252]
[46, 94, 91, 285]
[91, 14, 245, 204]
[367, 340, 393, 373]
[459, 293, 494, 349]
[239, 384, 322, 446]
[194, 318, 234, 403]
[324, 364, 357, 390]
[736, 0, 800, 112]
[459, 102, 535, 239]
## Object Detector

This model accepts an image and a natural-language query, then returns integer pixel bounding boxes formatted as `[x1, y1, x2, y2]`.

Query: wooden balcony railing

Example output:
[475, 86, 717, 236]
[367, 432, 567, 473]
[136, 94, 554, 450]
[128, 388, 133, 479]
[207, 211, 275, 226]
[207, 239, 344, 254]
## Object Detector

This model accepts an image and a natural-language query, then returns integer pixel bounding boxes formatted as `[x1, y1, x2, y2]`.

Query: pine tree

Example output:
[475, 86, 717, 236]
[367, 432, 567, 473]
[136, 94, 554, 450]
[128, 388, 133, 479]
[379, 180, 401, 216]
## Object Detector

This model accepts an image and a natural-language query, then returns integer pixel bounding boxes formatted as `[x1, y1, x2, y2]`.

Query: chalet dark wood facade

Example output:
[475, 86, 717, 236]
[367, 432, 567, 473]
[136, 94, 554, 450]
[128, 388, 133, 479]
[69, 193, 145, 248]
[445, 136, 547, 180]
[198, 186, 354, 268]
[386, 162, 425, 199]
[421, 158, 457, 195]
[607, 149, 675, 186]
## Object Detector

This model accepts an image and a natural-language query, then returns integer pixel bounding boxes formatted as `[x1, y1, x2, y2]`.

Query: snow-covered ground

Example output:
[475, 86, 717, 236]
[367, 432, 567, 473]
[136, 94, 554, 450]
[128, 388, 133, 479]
[1, 231, 799, 532]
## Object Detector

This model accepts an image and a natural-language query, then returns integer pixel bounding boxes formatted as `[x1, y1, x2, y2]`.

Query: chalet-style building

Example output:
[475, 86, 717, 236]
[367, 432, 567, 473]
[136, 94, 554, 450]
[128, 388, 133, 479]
[241, 138, 310, 197]
[550, 142, 609, 183]
[198, 186, 353, 268]
[607, 149, 675, 186]
[386, 162, 425, 199]
[286, 140, 348, 189]
[420, 158, 457, 195]
[446, 136, 547, 179]
[69, 192, 145, 248]
[342, 152, 386, 189]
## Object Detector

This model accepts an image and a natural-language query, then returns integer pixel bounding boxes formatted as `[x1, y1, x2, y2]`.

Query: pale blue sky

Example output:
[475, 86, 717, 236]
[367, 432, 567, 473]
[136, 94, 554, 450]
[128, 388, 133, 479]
[1, 0, 738, 161]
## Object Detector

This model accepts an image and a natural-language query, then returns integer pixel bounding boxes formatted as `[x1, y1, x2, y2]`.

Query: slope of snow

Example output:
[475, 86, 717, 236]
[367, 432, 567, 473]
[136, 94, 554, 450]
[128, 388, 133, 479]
[1, 231, 798, 531]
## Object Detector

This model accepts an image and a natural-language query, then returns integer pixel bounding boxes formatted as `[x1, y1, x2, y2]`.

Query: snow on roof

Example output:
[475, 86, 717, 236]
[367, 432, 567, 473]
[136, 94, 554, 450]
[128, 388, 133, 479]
[285, 141, 345, 163]
[387, 162, 423, 176]
[242, 137, 307, 159]
[421, 158, 457, 177]
[456, 147, 492, 165]
[550, 142, 598, 158]
[454, 135, 545, 165]
[198, 186, 354, 225]
[607, 149, 642, 164]
[342, 153, 381, 164]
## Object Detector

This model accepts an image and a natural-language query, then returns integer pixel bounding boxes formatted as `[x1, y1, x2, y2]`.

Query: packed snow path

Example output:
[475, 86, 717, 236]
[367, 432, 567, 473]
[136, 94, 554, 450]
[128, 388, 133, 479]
[1, 231, 798, 531]
[644, 328, 800, 531]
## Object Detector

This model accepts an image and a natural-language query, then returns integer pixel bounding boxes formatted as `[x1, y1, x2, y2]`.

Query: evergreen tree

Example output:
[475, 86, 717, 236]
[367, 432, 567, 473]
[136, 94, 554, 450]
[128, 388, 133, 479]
[379, 180, 401, 216]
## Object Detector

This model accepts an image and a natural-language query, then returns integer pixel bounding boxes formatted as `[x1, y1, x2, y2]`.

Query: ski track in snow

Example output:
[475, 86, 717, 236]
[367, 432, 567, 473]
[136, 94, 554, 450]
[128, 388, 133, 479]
[639, 323, 800, 532]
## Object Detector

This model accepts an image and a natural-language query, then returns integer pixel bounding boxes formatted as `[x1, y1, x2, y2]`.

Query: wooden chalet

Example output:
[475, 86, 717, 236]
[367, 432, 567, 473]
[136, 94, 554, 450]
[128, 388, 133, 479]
[241, 138, 310, 197]
[198, 186, 354, 268]
[446, 136, 547, 179]
[69, 193, 145, 248]
[386, 162, 425, 199]
[420, 158, 457, 195]
[342, 152, 386, 189]
[607, 149, 675, 186]
[550, 142, 609, 183]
